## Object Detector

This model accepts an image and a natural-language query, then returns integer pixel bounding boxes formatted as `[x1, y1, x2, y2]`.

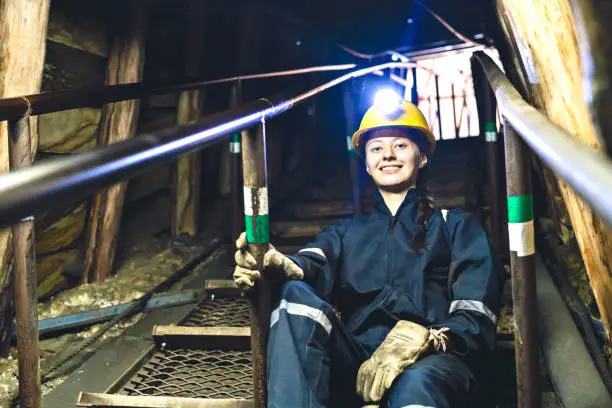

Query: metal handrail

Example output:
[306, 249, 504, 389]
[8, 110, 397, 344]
[0, 64, 357, 122]
[473, 51, 612, 228]
[0, 61, 416, 229]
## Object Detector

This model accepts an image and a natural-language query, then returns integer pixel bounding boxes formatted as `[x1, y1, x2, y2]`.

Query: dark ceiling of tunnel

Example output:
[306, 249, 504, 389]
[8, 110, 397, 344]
[263, 0, 499, 55]
[64, 0, 500, 58]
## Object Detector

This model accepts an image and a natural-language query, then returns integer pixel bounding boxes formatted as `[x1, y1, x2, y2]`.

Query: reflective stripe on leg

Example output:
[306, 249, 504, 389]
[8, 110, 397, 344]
[270, 299, 333, 334]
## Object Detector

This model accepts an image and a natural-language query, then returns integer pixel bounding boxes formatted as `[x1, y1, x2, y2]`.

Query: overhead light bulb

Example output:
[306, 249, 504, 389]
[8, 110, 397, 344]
[373, 89, 402, 115]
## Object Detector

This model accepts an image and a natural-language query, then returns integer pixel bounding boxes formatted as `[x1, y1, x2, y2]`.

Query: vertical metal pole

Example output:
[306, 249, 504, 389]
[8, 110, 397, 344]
[451, 83, 458, 138]
[411, 67, 419, 106]
[9, 116, 41, 408]
[435, 75, 442, 139]
[465, 90, 471, 135]
[230, 83, 244, 241]
[342, 82, 362, 214]
[503, 122, 540, 408]
[482, 79, 501, 252]
[241, 120, 271, 408]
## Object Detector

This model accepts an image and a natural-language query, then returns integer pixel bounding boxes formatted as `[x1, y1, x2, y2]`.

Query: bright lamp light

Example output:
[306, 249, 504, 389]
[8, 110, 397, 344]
[373, 89, 402, 115]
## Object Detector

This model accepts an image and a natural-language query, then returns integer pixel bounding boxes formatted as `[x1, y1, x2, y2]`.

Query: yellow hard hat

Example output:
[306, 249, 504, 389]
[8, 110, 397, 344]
[352, 99, 436, 158]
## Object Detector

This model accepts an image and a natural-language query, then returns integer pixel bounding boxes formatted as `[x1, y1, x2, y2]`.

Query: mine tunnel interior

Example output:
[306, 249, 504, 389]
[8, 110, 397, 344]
[0, 0, 611, 407]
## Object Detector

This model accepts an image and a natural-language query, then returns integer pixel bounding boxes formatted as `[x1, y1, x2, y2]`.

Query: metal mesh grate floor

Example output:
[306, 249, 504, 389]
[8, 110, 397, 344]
[182, 297, 250, 327]
[119, 296, 253, 399]
[120, 349, 253, 398]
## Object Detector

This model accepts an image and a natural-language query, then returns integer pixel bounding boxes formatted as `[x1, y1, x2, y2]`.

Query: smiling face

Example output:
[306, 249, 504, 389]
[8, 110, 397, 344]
[364, 128, 428, 193]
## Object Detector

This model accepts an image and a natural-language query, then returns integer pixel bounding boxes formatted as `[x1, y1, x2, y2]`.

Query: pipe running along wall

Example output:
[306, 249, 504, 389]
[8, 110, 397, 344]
[472, 51, 612, 230]
[0, 61, 417, 229]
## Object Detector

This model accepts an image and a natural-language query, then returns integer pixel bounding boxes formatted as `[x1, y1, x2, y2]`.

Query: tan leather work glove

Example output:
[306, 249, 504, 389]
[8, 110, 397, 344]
[356, 321, 450, 403]
[233, 232, 304, 289]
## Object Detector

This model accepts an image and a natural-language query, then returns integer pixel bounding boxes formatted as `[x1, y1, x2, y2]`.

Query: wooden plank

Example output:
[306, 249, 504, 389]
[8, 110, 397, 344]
[0, 0, 51, 375]
[271, 220, 337, 239]
[202, 279, 242, 298]
[203, 279, 238, 289]
[277, 245, 303, 255]
[152, 325, 250, 350]
[172, 0, 206, 237]
[77, 393, 253, 408]
[498, 0, 612, 342]
[83, 0, 149, 283]
[282, 201, 355, 219]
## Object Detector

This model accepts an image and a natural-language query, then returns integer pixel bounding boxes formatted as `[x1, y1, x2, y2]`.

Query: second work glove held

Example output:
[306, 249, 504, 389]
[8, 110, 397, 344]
[233, 231, 304, 290]
[356, 320, 450, 403]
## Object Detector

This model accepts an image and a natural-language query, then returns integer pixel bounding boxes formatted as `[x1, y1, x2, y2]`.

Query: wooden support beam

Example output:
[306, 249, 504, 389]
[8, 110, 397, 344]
[172, 1, 206, 237]
[0, 1, 50, 403]
[77, 392, 253, 408]
[498, 0, 612, 342]
[10, 119, 42, 408]
[271, 220, 338, 239]
[282, 201, 356, 219]
[83, 0, 148, 283]
[570, 0, 612, 156]
[152, 325, 250, 350]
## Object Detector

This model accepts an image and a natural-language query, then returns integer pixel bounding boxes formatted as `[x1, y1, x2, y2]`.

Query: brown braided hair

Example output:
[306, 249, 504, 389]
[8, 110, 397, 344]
[412, 166, 435, 253]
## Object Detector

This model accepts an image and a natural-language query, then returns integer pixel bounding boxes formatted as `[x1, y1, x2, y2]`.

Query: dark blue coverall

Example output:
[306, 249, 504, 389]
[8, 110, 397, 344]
[267, 189, 506, 408]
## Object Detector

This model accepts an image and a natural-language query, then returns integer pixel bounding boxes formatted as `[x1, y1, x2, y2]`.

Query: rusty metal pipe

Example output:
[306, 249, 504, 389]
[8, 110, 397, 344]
[473, 50, 612, 229]
[435, 75, 442, 139]
[230, 83, 244, 241]
[0, 64, 357, 122]
[241, 122, 271, 408]
[9, 116, 41, 408]
[451, 83, 458, 138]
[503, 123, 540, 408]
[480, 70, 502, 253]
[0, 61, 419, 229]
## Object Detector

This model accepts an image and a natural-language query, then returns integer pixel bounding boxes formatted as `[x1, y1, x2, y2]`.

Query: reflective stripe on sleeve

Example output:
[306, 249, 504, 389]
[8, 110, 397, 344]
[449, 299, 497, 324]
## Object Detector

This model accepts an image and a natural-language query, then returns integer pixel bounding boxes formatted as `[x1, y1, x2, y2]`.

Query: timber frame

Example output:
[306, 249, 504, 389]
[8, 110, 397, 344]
[0, 5, 611, 404]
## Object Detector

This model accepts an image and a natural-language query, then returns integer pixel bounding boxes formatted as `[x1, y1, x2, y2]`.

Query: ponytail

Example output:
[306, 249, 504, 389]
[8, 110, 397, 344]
[412, 167, 435, 253]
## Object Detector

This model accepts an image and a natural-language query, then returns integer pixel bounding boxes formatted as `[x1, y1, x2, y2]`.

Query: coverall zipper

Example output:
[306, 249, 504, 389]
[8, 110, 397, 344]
[386, 216, 395, 284]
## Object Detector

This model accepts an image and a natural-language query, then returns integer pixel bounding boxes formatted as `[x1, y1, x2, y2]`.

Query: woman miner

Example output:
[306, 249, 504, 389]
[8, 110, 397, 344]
[233, 96, 506, 408]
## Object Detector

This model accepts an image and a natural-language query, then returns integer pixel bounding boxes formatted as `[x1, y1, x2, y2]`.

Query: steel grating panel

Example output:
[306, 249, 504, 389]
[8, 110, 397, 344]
[118, 297, 253, 399]
[120, 349, 253, 399]
[182, 297, 250, 327]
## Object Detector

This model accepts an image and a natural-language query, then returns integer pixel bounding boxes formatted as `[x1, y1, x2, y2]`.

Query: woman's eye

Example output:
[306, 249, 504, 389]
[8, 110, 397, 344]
[395, 143, 407, 149]
[370, 146, 381, 152]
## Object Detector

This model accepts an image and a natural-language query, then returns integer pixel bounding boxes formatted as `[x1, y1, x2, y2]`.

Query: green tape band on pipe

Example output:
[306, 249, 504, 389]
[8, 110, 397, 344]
[485, 122, 497, 142]
[508, 194, 533, 223]
[485, 122, 496, 132]
[507, 194, 535, 257]
[245, 214, 270, 244]
[346, 135, 359, 157]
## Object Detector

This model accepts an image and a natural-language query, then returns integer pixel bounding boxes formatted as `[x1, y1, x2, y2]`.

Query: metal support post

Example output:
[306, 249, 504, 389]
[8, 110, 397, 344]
[342, 82, 362, 214]
[230, 83, 244, 241]
[451, 83, 458, 138]
[482, 80, 502, 253]
[241, 121, 271, 408]
[9, 116, 41, 408]
[411, 67, 418, 106]
[435, 75, 442, 139]
[503, 123, 540, 408]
